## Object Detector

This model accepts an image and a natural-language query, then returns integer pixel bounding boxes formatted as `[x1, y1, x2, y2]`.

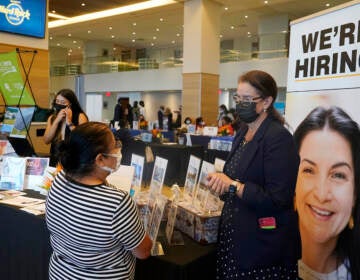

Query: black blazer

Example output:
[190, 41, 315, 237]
[222, 116, 300, 269]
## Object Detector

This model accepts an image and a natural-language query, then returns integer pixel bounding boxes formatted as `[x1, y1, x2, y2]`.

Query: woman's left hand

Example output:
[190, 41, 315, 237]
[206, 172, 233, 195]
[65, 107, 73, 124]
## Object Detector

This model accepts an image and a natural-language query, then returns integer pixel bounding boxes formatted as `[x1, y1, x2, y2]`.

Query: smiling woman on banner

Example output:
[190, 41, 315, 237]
[43, 89, 88, 166]
[206, 70, 300, 279]
[294, 106, 360, 280]
[46, 122, 152, 280]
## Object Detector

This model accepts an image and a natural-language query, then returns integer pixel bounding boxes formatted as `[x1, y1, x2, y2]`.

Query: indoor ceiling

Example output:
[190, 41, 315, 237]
[48, 0, 350, 54]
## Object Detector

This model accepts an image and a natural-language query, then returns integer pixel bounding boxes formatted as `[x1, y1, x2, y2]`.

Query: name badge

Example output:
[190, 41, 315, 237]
[258, 217, 276, 229]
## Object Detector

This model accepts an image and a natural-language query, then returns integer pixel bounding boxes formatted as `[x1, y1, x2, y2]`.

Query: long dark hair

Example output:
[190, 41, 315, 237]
[238, 70, 284, 125]
[294, 106, 360, 279]
[51, 89, 88, 124]
[57, 122, 114, 176]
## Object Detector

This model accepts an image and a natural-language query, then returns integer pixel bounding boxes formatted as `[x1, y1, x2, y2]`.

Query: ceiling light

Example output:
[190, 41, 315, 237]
[230, 26, 234, 29]
[109, 26, 113, 30]
[87, 30, 91, 33]
[50, 36, 53, 40]
[176, 33, 180, 37]
[48, 12, 69, 20]
[133, 22, 137, 26]
[326, 3, 330, 6]
[78, 46, 81, 49]
[151, 43, 154, 46]
[264, 0, 268, 4]
[247, 31, 251, 35]
[172, 40, 175, 44]
[219, 34, 223, 38]
[153, 36, 157, 40]
[160, 18, 164, 22]
[49, 1, 176, 28]
[81, 3, 86, 6]
[132, 39, 136, 42]
[68, 33, 72, 37]
[132, 32, 136, 35]
[69, 49, 73, 52]
[52, 10, 56, 13]
[156, 28, 160, 31]
[73, 40, 77, 43]
[68, 53, 71, 56]
[56, 43, 60, 46]
[111, 35, 115, 38]
[224, 7, 228, 11]
[245, 15, 248, 18]
[113, 47, 116, 50]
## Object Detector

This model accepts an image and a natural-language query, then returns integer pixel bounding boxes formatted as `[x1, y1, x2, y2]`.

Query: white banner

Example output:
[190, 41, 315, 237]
[287, 1, 360, 92]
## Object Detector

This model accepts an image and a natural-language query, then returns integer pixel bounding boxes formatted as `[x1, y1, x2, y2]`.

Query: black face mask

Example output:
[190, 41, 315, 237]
[53, 103, 67, 112]
[236, 102, 259, 123]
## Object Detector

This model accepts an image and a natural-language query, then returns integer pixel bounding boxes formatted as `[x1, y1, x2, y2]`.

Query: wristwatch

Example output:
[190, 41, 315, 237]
[229, 180, 241, 194]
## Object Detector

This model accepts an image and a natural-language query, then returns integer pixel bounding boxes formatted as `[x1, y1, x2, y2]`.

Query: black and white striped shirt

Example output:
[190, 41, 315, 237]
[46, 171, 146, 280]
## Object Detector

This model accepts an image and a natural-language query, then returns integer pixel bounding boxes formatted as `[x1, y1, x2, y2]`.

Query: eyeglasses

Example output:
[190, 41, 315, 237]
[232, 94, 263, 106]
[55, 99, 70, 106]
[102, 151, 122, 159]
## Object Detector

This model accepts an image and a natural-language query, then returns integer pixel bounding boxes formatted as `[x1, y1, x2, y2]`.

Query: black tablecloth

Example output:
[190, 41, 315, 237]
[0, 190, 216, 280]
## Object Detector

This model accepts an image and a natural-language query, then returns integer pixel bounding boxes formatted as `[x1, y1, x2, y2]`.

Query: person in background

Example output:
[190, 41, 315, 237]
[44, 89, 88, 167]
[174, 105, 182, 128]
[114, 119, 132, 164]
[218, 115, 234, 136]
[165, 107, 173, 130]
[113, 98, 124, 126]
[46, 122, 152, 280]
[139, 114, 148, 130]
[139, 101, 146, 119]
[132, 101, 140, 122]
[126, 103, 133, 128]
[206, 70, 300, 279]
[195, 116, 205, 134]
[294, 106, 360, 280]
[157, 105, 165, 129]
[217, 104, 234, 127]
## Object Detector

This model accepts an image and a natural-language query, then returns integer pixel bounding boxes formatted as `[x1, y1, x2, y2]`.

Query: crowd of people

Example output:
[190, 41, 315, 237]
[43, 69, 360, 279]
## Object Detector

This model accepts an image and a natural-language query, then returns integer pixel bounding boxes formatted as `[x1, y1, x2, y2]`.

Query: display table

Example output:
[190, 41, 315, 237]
[130, 129, 175, 142]
[0, 190, 216, 280]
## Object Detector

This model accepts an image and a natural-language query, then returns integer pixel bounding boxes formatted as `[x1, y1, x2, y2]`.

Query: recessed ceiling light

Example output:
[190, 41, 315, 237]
[68, 33, 72, 37]
[69, 49, 73, 52]
[160, 18, 163, 22]
[81, 3, 85, 7]
[219, 34, 223, 38]
[73, 40, 77, 43]
[78, 46, 81, 49]
[68, 53, 71, 56]
[109, 26, 113, 30]
[247, 31, 251, 35]
[87, 30, 91, 33]
[156, 28, 160, 31]
[50, 36, 53, 40]
[56, 43, 60, 46]
[325, 3, 330, 6]
[281, 30, 287, 33]
[111, 35, 115, 38]
[264, 0, 268, 4]
[176, 33, 180, 37]
[113, 47, 116, 50]
[172, 40, 175, 44]
[132, 31, 136, 35]
[133, 22, 137, 26]
[153, 36, 157, 40]
[230, 26, 235, 29]
[245, 15, 248, 18]
[52, 10, 56, 13]
[151, 43, 154, 46]
[132, 39, 135, 42]
[224, 7, 228, 11]
[248, 35, 252, 38]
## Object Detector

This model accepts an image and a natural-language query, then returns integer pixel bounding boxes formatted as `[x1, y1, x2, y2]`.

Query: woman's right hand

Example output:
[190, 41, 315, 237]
[54, 109, 67, 124]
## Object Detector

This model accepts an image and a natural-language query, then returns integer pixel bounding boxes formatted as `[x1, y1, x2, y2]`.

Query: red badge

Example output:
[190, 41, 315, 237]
[258, 217, 276, 229]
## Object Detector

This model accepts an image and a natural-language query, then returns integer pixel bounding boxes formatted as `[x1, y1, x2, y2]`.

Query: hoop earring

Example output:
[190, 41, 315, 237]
[349, 216, 354, 229]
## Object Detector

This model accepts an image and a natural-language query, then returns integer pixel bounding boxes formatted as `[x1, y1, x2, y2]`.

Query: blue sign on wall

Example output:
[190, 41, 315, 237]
[0, 0, 47, 38]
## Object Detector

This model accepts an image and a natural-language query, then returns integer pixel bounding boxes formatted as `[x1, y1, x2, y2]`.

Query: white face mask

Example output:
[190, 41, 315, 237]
[100, 152, 122, 173]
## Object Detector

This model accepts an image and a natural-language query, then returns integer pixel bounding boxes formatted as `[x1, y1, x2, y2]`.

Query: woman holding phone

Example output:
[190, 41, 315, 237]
[44, 89, 88, 166]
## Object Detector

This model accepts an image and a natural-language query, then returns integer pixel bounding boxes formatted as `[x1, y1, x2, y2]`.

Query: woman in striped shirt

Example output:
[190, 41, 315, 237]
[46, 122, 152, 280]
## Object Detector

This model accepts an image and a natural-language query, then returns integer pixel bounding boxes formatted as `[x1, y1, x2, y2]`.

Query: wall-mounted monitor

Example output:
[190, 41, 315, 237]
[0, 0, 47, 38]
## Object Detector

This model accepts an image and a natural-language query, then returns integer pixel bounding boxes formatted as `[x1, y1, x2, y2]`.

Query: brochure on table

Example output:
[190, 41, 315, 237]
[129, 154, 145, 197]
[183, 155, 201, 202]
[107, 165, 135, 193]
[165, 184, 184, 245]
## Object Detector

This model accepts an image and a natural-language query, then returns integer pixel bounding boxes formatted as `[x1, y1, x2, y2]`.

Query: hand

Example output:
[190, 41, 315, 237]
[206, 172, 233, 196]
[65, 106, 73, 124]
[54, 109, 66, 124]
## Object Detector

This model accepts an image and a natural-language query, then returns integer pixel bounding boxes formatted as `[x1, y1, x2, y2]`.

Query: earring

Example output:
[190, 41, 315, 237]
[349, 216, 354, 229]
[263, 108, 267, 113]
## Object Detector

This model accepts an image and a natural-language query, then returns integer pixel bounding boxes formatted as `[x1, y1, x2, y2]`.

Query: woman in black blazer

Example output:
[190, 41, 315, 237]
[207, 70, 300, 279]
